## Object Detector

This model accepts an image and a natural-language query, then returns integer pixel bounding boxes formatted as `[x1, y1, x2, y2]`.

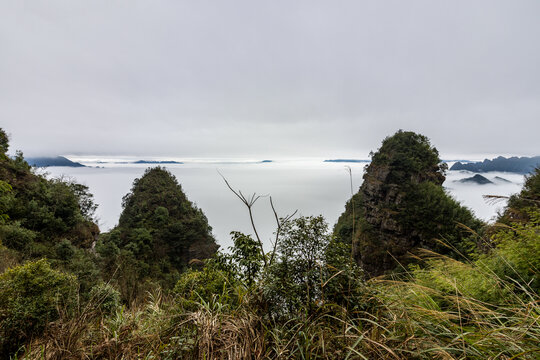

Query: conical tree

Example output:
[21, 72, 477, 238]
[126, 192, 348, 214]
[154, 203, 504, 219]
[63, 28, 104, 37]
[334, 130, 483, 276]
[100, 167, 218, 298]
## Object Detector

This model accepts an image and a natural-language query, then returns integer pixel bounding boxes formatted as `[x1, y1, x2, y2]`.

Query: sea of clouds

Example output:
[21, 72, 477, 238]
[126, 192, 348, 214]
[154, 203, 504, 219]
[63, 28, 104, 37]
[42, 159, 526, 251]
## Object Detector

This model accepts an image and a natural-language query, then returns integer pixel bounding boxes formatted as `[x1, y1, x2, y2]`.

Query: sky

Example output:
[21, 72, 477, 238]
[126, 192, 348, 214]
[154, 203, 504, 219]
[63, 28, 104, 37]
[1, 1, 539, 159]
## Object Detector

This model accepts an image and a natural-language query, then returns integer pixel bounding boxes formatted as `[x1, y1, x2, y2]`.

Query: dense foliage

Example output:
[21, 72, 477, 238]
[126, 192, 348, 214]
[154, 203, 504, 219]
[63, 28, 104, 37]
[9, 209, 540, 360]
[480, 210, 540, 293]
[0, 128, 98, 259]
[0, 128, 102, 308]
[369, 130, 446, 184]
[97, 167, 218, 301]
[0, 259, 77, 357]
[500, 167, 540, 224]
[264, 216, 335, 315]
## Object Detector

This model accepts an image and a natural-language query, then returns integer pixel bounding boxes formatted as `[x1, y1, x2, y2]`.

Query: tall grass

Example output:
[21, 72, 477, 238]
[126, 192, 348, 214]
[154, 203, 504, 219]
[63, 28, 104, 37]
[14, 218, 540, 360]
[17, 256, 538, 359]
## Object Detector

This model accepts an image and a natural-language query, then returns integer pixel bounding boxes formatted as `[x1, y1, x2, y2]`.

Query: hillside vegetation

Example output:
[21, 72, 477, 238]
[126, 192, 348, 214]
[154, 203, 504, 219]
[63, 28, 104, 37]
[0, 128, 538, 359]
[98, 167, 218, 302]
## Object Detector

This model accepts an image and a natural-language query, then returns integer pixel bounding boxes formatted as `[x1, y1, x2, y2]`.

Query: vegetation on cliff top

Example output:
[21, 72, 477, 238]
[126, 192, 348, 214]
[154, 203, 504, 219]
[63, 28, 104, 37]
[499, 167, 540, 224]
[97, 167, 218, 301]
[0, 128, 100, 294]
[334, 130, 483, 276]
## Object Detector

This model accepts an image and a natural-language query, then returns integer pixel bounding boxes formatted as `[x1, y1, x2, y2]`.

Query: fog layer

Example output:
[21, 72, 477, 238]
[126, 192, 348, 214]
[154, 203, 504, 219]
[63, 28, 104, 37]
[42, 161, 524, 250]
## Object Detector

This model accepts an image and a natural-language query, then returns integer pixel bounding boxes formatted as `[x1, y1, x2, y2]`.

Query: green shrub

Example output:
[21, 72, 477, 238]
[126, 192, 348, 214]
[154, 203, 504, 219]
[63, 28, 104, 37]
[0, 129, 8, 155]
[54, 238, 75, 261]
[479, 211, 540, 293]
[323, 240, 367, 309]
[501, 167, 540, 223]
[174, 264, 236, 310]
[0, 222, 37, 251]
[412, 259, 508, 304]
[228, 231, 264, 286]
[89, 282, 121, 315]
[0, 245, 19, 273]
[59, 247, 101, 299]
[0, 259, 77, 357]
[264, 216, 332, 316]
[0, 179, 12, 225]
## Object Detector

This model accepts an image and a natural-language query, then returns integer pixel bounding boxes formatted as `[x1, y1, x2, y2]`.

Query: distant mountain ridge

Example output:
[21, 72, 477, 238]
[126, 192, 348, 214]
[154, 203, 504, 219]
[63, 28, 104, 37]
[324, 159, 370, 163]
[450, 156, 540, 174]
[458, 174, 493, 185]
[26, 156, 85, 167]
[133, 160, 183, 164]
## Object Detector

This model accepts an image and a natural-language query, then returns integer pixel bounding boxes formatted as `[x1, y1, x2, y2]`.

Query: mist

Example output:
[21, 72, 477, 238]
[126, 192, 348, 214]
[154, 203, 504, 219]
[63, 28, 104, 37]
[2, 1, 540, 158]
[42, 161, 525, 250]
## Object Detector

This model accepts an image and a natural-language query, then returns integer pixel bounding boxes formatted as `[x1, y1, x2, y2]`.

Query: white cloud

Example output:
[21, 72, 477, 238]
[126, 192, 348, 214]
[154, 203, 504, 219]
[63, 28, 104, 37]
[1, 0, 539, 157]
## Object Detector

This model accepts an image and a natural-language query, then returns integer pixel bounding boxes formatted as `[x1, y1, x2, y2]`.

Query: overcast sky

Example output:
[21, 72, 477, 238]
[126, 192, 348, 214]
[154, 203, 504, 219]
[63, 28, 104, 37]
[1, 1, 539, 159]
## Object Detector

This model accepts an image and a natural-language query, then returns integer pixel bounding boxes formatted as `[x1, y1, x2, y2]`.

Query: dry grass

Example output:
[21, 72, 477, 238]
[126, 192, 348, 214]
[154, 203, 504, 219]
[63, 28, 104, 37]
[185, 308, 265, 359]
[15, 256, 540, 360]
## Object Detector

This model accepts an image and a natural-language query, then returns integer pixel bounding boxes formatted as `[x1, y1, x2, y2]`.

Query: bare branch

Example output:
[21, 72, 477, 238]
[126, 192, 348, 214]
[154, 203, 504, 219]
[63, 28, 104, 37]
[268, 196, 297, 266]
[247, 202, 266, 266]
[482, 194, 509, 205]
[218, 171, 268, 267]
[484, 194, 540, 205]
[219, 171, 248, 205]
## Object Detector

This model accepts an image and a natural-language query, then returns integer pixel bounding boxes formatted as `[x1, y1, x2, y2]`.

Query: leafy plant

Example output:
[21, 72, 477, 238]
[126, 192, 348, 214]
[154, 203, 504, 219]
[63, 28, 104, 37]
[229, 231, 264, 286]
[264, 216, 332, 316]
[89, 282, 121, 315]
[0, 259, 77, 358]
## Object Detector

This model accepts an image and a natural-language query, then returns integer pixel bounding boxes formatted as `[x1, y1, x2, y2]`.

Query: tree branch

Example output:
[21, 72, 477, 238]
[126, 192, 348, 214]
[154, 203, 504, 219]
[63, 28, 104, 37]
[219, 171, 268, 267]
[268, 196, 297, 267]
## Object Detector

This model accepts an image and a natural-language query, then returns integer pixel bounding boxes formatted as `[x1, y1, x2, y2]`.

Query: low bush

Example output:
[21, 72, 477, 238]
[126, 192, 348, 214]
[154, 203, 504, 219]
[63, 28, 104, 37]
[89, 282, 121, 315]
[479, 210, 540, 293]
[0, 222, 36, 252]
[0, 259, 77, 358]
[174, 264, 239, 311]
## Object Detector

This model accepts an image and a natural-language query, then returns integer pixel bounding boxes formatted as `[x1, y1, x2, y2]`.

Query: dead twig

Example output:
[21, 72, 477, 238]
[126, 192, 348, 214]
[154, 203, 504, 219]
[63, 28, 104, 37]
[219, 171, 268, 267]
[268, 196, 297, 267]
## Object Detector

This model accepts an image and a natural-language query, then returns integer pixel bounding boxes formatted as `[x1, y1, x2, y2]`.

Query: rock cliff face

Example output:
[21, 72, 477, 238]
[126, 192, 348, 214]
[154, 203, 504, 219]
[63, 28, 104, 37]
[334, 131, 483, 277]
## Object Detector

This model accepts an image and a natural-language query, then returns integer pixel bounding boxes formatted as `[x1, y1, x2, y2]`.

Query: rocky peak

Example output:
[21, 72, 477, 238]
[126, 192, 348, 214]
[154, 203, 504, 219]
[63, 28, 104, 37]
[334, 130, 482, 277]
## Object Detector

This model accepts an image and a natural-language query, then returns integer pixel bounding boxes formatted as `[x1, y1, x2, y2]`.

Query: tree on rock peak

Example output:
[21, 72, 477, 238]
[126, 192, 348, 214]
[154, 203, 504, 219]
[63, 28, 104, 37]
[98, 167, 218, 300]
[334, 130, 483, 277]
